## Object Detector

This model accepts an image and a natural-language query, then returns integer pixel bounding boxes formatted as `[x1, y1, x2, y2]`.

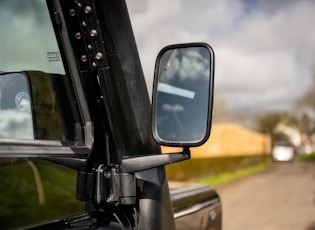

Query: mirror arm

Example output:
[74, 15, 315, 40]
[40, 147, 190, 173]
[120, 147, 190, 173]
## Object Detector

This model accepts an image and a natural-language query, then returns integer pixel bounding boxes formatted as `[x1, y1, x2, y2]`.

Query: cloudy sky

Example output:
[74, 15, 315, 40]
[126, 0, 315, 115]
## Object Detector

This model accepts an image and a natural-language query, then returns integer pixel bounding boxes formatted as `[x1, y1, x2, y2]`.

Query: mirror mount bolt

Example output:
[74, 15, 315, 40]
[96, 165, 136, 206]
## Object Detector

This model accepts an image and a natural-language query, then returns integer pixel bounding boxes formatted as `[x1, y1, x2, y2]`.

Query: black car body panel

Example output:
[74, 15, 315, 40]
[171, 184, 222, 229]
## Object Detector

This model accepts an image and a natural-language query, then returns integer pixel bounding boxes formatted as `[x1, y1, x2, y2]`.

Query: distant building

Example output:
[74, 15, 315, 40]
[163, 123, 271, 158]
[273, 123, 302, 147]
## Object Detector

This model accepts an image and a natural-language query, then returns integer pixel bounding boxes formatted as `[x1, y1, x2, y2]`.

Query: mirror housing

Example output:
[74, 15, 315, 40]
[120, 43, 215, 173]
[152, 43, 215, 147]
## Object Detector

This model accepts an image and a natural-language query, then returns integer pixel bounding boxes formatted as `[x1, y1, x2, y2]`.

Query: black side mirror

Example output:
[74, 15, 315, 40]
[122, 43, 215, 173]
[152, 43, 215, 147]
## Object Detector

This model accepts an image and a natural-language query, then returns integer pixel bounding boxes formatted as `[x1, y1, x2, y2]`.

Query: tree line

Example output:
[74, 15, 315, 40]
[212, 74, 315, 147]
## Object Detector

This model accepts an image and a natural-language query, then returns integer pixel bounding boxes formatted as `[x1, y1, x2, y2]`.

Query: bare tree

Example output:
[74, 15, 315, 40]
[293, 68, 315, 144]
[294, 67, 315, 119]
[255, 111, 298, 142]
[212, 91, 230, 123]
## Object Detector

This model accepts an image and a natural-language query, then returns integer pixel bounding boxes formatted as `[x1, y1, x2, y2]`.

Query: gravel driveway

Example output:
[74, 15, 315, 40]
[216, 160, 315, 230]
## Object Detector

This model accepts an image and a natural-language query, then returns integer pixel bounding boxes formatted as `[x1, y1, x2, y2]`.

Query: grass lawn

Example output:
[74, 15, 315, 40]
[198, 153, 315, 187]
[198, 162, 269, 187]
[297, 153, 315, 161]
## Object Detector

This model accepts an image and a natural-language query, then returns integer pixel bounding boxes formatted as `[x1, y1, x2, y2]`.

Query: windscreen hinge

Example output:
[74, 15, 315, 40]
[95, 165, 136, 206]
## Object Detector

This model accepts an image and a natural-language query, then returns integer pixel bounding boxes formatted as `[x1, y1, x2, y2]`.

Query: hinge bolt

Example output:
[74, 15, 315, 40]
[104, 171, 111, 178]
[106, 194, 113, 203]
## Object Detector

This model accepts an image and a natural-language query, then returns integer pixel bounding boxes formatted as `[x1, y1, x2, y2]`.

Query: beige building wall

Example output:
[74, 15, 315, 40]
[163, 123, 271, 158]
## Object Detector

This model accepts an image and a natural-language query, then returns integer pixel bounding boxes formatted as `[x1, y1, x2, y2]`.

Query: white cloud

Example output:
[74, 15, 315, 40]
[0, 110, 34, 139]
[126, 0, 315, 113]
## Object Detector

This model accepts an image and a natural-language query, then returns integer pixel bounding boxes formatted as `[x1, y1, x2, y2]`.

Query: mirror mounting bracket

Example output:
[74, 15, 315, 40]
[120, 147, 190, 173]
[95, 165, 136, 206]
[94, 148, 191, 206]
[41, 149, 190, 206]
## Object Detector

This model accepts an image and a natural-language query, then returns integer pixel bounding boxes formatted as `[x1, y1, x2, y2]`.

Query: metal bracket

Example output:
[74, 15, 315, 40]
[121, 147, 191, 173]
[61, 0, 108, 72]
[96, 165, 136, 206]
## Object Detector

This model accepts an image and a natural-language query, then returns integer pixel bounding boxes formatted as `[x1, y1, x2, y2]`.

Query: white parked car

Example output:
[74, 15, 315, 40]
[272, 141, 296, 162]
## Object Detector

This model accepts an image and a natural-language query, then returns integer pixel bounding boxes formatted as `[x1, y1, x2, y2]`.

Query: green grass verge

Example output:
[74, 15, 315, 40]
[296, 153, 315, 161]
[198, 163, 269, 187]
[165, 155, 270, 182]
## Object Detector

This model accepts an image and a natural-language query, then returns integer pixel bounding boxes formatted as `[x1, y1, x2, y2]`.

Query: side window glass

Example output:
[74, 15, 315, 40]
[0, 159, 85, 229]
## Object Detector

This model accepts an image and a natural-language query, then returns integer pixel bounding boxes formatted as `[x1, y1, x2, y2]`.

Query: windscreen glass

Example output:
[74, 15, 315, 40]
[0, 1, 85, 145]
[0, 0, 64, 74]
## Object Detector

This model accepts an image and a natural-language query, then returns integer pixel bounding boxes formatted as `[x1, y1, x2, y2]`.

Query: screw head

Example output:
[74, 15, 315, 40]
[69, 9, 75, 16]
[95, 52, 103, 60]
[75, 32, 81, 40]
[80, 55, 87, 62]
[85, 6, 92, 14]
[90, 29, 97, 37]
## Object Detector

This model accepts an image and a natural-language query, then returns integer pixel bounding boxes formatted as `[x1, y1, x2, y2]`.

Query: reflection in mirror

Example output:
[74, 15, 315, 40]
[0, 71, 84, 144]
[0, 73, 34, 139]
[153, 44, 214, 146]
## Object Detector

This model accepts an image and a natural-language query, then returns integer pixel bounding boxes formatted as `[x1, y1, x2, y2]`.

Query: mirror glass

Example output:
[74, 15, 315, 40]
[0, 73, 34, 139]
[152, 44, 214, 146]
[0, 71, 85, 146]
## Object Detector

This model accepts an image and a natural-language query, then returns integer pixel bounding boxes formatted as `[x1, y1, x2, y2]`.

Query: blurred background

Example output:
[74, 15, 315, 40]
[126, 0, 315, 155]
[126, 1, 315, 229]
